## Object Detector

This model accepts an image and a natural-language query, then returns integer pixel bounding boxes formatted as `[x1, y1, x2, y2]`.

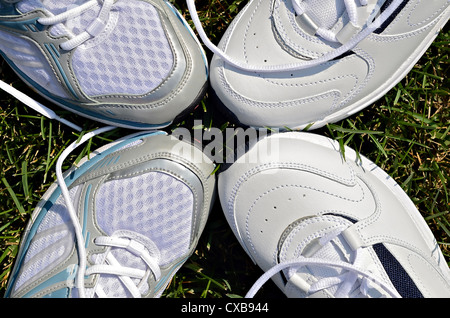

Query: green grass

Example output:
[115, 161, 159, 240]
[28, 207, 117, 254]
[0, 1, 449, 298]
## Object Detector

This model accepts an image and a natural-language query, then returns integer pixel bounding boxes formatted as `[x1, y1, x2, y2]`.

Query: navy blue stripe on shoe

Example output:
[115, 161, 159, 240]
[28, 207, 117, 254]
[373, 243, 423, 298]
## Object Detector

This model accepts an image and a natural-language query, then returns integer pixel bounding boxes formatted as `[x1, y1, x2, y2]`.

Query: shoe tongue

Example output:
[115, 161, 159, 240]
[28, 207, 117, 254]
[291, 0, 384, 46]
[278, 215, 390, 297]
[301, 0, 347, 29]
[277, 216, 351, 295]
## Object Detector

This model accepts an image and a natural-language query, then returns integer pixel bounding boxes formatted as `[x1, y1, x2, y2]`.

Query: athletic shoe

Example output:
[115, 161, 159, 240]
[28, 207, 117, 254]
[218, 132, 450, 297]
[199, 0, 450, 129]
[0, 0, 208, 129]
[5, 131, 216, 298]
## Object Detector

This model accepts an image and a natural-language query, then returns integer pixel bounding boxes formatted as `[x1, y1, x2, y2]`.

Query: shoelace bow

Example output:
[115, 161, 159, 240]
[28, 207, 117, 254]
[245, 226, 400, 298]
[292, 0, 370, 43]
[187, 0, 405, 72]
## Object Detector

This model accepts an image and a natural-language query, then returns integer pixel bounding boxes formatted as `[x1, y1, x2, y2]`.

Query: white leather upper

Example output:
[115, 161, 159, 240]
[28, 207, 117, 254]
[210, 0, 450, 129]
[218, 132, 450, 297]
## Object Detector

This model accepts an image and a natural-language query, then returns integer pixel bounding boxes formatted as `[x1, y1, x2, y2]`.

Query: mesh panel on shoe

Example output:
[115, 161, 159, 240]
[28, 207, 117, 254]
[302, 0, 346, 29]
[90, 171, 194, 297]
[18, 0, 80, 16]
[16, 0, 175, 97]
[95, 171, 194, 266]
[71, 1, 174, 96]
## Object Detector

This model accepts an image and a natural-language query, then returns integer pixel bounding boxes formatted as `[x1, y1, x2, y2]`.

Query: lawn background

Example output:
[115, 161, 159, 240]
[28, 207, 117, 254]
[0, 0, 448, 298]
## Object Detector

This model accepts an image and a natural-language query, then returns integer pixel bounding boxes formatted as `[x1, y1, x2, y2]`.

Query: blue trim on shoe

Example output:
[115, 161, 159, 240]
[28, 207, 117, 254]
[43, 43, 79, 100]
[22, 266, 76, 298]
[0, 16, 43, 32]
[154, 257, 189, 293]
[82, 184, 92, 247]
[5, 131, 165, 298]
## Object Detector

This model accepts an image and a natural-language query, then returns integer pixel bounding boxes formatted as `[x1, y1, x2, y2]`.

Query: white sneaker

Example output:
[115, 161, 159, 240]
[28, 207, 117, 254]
[193, 0, 450, 129]
[218, 132, 450, 297]
[0, 0, 208, 129]
[5, 131, 216, 298]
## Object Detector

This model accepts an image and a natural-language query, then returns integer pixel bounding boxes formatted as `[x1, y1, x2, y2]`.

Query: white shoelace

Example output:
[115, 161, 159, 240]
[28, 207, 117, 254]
[86, 235, 162, 298]
[38, 0, 115, 51]
[0, 80, 83, 131]
[186, 0, 404, 72]
[245, 227, 400, 298]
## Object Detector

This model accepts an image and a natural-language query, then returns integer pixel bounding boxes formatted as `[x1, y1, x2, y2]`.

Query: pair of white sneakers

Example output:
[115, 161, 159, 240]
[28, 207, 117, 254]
[2, 0, 449, 298]
[2, 0, 447, 131]
[207, 0, 450, 297]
